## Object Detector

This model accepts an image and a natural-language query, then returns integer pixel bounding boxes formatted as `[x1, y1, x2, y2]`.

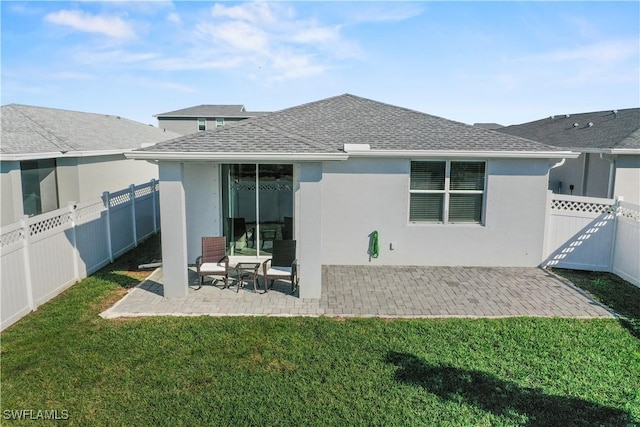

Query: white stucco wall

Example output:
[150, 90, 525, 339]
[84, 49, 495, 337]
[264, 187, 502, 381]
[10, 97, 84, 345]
[159, 162, 189, 297]
[319, 157, 552, 267]
[584, 153, 611, 198]
[549, 154, 585, 195]
[615, 155, 640, 205]
[183, 162, 221, 263]
[0, 161, 24, 226]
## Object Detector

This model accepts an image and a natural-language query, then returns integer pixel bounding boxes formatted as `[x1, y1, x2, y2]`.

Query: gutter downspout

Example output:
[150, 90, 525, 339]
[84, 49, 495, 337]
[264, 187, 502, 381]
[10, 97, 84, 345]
[600, 153, 615, 199]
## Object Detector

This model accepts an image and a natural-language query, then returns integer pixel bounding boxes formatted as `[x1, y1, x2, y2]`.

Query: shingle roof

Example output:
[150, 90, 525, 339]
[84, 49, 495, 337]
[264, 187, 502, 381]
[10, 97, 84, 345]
[140, 94, 562, 155]
[496, 108, 640, 150]
[1, 104, 181, 156]
[154, 104, 269, 118]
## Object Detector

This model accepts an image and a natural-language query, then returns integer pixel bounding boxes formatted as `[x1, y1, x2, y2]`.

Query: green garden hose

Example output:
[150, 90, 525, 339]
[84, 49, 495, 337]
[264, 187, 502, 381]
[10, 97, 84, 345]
[369, 230, 379, 258]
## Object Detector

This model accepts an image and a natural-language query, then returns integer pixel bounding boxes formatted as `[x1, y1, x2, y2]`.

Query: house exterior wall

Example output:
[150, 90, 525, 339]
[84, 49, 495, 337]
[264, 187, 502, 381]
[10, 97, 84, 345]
[0, 161, 24, 226]
[158, 161, 189, 297]
[549, 154, 585, 195]
[319, 157, 551, 267]
[74, 155, 158, 201]
[584, 153, 611, 198]
[615, 155, 640, 205]
[157, 117, 247, 135]
[183, 162, 221, 263]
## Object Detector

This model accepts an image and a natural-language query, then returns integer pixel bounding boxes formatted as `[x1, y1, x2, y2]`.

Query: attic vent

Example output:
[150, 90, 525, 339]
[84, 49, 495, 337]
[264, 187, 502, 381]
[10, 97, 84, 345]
[343, 143, 371, 152]
[573, 123, 579, 128]
[588, 122, 594, 127]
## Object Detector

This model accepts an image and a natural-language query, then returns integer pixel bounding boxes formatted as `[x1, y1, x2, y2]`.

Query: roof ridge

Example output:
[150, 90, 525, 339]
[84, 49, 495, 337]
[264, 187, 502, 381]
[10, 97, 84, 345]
[8, 105, 77, 152]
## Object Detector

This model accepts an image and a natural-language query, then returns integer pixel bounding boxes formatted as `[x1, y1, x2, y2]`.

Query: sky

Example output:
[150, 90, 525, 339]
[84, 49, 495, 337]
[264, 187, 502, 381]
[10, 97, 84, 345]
[1, 1, 638, 127]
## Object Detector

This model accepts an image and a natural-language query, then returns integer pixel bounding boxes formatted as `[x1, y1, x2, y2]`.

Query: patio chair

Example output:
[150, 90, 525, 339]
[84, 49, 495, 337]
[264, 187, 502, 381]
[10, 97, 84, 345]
[282, 216, 293, 240]
[262, 240, 299, 293]
[228, 217, 249, 249]
[195, 236, 229, 289]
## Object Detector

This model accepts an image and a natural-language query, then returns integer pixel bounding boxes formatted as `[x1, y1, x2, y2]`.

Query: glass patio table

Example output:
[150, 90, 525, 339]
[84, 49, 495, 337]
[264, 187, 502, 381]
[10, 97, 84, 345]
[234, 262, 263, 293]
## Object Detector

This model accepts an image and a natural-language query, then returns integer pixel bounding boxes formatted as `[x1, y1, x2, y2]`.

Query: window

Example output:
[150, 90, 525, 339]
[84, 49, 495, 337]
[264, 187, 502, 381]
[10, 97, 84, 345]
[215, 118, 224, 128]
[197, 118, 206, 131]
[20, 159, 59, 216]
[409, 160, 485, 224]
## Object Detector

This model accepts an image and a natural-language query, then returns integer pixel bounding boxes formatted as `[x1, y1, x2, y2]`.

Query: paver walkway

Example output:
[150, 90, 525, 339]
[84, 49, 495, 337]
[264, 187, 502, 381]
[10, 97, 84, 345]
[101, 266, 614, 319]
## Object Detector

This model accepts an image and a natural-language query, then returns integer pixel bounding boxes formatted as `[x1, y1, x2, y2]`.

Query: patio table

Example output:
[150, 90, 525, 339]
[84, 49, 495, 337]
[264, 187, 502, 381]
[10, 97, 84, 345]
[234, 262, 262, 293]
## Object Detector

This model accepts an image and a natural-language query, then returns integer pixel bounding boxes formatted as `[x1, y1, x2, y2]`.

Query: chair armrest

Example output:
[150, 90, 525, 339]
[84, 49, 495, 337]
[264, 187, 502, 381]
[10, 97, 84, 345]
[219, 255, 229, 269]
[291, 259, 299, 284]
[262, 258, 273, 277]
[195, 256, 203, 271]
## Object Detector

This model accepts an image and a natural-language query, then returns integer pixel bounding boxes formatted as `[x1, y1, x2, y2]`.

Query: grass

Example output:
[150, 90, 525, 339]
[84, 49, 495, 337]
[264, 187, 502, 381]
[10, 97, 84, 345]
[1, 237, 639, 426]
[551, 268, 640, 339]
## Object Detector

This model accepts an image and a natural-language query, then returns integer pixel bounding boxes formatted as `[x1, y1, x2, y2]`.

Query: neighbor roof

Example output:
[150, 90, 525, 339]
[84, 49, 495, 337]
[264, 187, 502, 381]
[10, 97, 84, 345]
[1, 104, 181, 160]
[154, 105, 269, 118]
[497, 108, 640, 152]
[131, 94, 571, 161]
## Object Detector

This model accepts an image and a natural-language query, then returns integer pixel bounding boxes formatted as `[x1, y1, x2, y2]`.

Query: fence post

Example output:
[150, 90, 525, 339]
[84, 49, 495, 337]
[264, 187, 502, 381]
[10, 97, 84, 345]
[20, 216, 36, 311]
[103, 191, 114, 263]
[151, 178, 158, 234]
[130, 184, 138, 247]
[68, 202, 80, 281]
[609, 196, 623, 273]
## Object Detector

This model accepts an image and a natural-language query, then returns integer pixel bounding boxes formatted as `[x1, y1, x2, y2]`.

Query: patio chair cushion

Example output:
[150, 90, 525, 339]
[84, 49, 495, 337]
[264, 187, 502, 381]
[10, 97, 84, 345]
[199, 262, 228, 274]
[265, 266, 291, 277]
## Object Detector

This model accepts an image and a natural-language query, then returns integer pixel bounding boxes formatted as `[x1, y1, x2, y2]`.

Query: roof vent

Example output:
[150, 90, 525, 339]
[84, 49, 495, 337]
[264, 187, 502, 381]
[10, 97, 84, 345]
[613, 109, 618, 118]
[343, 143, 371, 152]
[573, 123, 579, 128]
[550, 115, 555, 119]
[565, 114, 571, 118]
[588, 122, 594, 127]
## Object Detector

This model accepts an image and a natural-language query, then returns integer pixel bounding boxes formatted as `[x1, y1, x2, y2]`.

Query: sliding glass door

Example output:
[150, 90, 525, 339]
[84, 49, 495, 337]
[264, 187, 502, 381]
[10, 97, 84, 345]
[222, 164, 293, 256]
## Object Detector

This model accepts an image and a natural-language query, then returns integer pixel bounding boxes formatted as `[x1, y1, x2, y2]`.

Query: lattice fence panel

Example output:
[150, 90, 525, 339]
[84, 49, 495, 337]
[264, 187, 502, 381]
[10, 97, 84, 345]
[550, 199, 615, 214]
[76, 202, 105, 221]
[619, 206, 640, 222]
[233, 182, 293, 192]
[1, 228, 25, 249]
[29, 212, 73, 236]
[134, 184, 153, 199]
[109, 190, 132, 208]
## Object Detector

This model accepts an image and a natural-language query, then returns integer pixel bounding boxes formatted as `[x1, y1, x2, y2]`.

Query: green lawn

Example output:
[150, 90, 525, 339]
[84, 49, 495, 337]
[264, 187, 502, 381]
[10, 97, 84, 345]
[1, 236, 639, 426]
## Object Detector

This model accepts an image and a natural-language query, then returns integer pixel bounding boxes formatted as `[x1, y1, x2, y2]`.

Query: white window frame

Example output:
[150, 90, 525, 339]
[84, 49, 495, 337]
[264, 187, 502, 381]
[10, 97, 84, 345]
[197, 118, 206, 131]
[215, 118, 224, 128]
[409, 160, 487, 225]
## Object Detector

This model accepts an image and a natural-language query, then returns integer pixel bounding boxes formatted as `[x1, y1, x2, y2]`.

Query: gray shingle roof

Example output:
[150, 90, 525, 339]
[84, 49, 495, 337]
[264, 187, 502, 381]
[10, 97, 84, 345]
[496, 108, 640, 150]
[1, 104, 181, 156]
[154, 104, 269, 118]
[140, 94, 562, 155]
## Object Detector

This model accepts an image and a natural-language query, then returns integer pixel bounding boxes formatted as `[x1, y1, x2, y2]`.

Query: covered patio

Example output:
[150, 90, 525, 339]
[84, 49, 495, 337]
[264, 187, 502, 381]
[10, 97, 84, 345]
[101, 266, 614, 319]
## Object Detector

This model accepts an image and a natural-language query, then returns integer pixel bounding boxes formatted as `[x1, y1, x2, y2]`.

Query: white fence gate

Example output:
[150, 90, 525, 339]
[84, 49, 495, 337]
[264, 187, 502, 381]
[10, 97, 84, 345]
[544, 192, 640, 287]
[1, 180, 159, 331]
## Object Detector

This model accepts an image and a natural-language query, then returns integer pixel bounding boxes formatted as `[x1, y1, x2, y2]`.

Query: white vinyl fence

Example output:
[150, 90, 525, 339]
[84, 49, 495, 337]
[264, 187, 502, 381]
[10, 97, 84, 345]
[1, 180, 159, 331]
[544, 192, 640, 287]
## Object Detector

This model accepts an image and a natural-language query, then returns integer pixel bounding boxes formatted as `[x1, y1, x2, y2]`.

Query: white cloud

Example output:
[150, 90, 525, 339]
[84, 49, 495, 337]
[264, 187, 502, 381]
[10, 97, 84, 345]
[211, 2, 278, 25]
[167, 12, 182, 25]
[197, 21, 269, 52]
[540, 39, 638, 63]
[45, 10, 136, 39]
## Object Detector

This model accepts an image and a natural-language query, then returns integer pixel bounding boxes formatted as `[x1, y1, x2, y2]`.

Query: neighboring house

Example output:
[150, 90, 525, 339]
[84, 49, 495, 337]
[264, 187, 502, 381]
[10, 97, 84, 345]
[127, 94, 577, 299]
[1, 104, 180, 226]
[473, 123, 504, 130]
[154, 105, 268, 135]
[496, 108, 640, 204]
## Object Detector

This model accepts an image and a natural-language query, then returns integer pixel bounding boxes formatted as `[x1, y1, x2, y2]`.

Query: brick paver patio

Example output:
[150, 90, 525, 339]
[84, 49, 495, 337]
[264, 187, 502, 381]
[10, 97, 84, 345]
[100, 266, 614, 319]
